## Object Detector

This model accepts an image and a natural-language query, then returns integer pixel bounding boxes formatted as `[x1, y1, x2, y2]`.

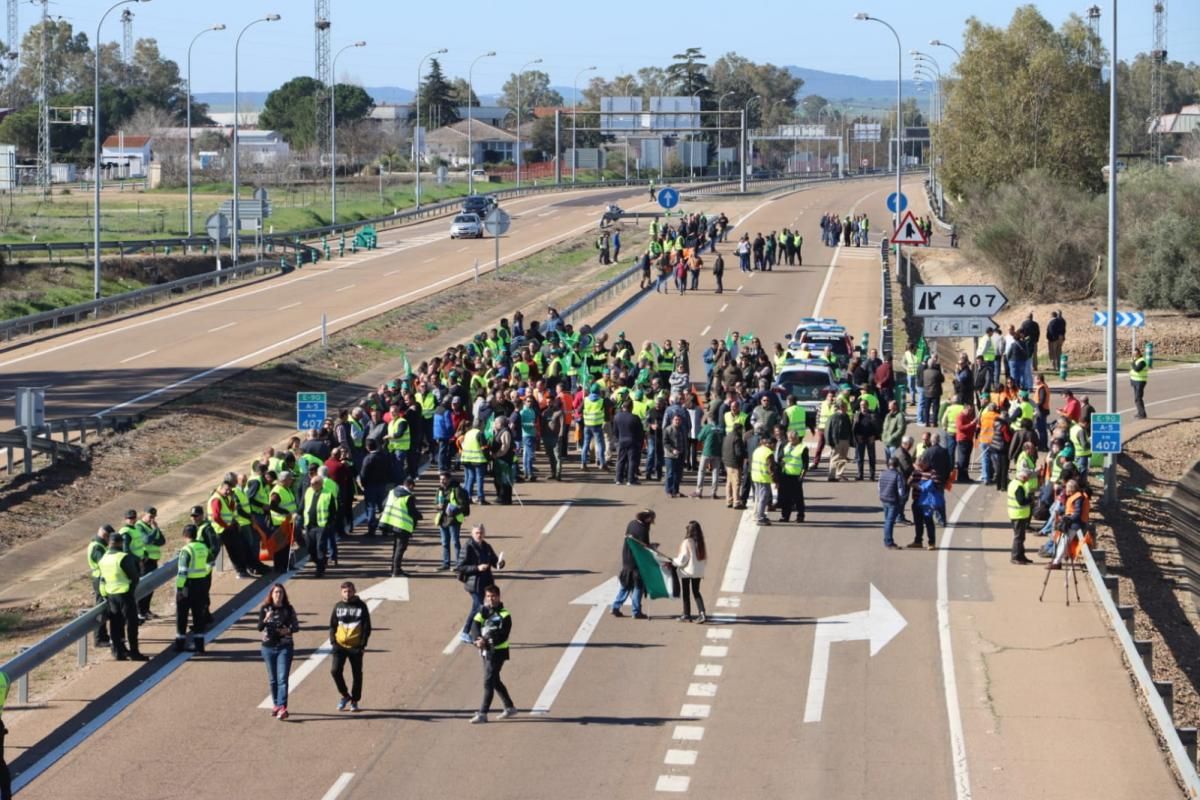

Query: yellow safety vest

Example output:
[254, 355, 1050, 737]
[1130, 359, 1149, 383]
[98, 551, 131, 597]
[472, 607, 511, 650]
[784, 405, 807, 435]
[657, 349, 676, 372]
[1019, 401, 1035, 422]
[862, 393, 880, 413]
[1017, 451, 1037, 474]
[978, 337, 995, 362]
[387, 418, 411, 452]
[303, 489, 333, 528]
[1007, 479, 1031, 520]
[817, 399, 835, 429]
[120, 524, 145, 559]
[941, 403, 963, 432]
[349, 418, 365, 448]
[751, 444, 773, 484]
[248, 477, 271, 513]
[134, 520, 163, 561]
[724, 410, 748, 431]
[462, 429, 488, 464]
[209, 491, 236, 530]
[86, 539, 106, 578]
[380, 491, 415, 532]
[781, 443, 807, 476]
[176, 540, 209, 587]
[270, 485, 298, 527]
[583, 397, 605, 427]
[232, 486, 253, 526]
[1070, 424, 1091, 457]
[417, 392, 436, 420]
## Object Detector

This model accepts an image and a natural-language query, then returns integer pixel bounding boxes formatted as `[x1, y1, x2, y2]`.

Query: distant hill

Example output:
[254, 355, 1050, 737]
[788, 66, 926, 112]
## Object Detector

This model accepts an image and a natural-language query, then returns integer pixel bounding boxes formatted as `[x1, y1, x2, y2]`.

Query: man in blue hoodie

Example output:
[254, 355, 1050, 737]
[432, 401, 454, 473]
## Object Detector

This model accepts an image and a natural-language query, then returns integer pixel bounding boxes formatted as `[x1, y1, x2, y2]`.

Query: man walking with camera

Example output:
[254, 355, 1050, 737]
[469, 584, 516, 723]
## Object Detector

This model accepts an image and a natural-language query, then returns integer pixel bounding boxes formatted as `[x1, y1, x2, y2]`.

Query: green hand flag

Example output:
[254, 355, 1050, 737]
[627, 538, 670, 599]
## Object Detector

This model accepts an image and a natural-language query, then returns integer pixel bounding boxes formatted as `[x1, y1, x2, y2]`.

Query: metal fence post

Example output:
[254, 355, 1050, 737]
[17, 645, 30, 703]
[78, 635, 88, 666]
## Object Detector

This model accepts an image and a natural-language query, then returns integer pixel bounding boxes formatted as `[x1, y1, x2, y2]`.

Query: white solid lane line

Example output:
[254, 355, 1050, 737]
[939, 483, 980, 800]
[278, 302, 302, 311]
[541, 502, 572, 535]
[700, 325, 711, 337]
[119, 349, 156, 364]
[320, 773, 355, 800]
[207, 322, 237, 333]
[443, 630, 464, 655]
[719, 511, 760, 594]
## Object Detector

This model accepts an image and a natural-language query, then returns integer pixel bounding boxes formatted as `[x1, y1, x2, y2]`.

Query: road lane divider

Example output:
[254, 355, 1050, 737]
[118, 349, 156, 364]
[540, 502, 572, 535]
[320, 772, 355, 800]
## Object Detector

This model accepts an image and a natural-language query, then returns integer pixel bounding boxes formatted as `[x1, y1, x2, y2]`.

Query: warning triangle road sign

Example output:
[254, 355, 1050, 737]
[891, 210, 927, 246]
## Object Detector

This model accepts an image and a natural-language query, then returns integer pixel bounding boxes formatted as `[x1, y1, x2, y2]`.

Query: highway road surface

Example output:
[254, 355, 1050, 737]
[6, 176, 1187, 799]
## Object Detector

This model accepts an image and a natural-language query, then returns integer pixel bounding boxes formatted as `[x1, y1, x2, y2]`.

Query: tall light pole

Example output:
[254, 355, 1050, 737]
[929, 39, 961, 58]
[413, 47, 447, 209]
[515, 57, 542, 188]
[186, 23, 224, 239]
[769, 98, 788, 173]
[618, 78, 634, 183]
[914, 55, 940, 188]
[818, 105, 836, 172]
[93, 0, 149, 300]
[330, 40, 366, 225]
[571, 65, 596, 183]
[744, 95, 760, 179]
[717, 91, 734, 178]
[232, 13, 280, 267]
[1103, 0, 1118, 505]
[466, 50, 495, 194]
[855, 12, 903, 243]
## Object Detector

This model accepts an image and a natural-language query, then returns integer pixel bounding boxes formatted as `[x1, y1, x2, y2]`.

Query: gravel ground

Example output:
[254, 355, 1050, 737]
[1094, 418, 1200, 732]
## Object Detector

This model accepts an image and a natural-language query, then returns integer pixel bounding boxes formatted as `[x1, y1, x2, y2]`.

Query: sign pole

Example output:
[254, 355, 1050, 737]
[321, 312, 328, 348]
[1103, 1, 1119, 507]
[495, 228, 500, 275]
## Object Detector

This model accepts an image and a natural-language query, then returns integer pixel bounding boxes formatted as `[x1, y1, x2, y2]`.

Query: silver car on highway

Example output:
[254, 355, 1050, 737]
[449, 212, 484, 239]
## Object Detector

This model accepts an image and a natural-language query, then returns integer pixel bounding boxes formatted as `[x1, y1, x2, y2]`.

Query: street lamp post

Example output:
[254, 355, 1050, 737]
[330, 40, 366, 226]
[466, 50, 496, 195]
[855, 12, 903, 263]
[571, 65, 596, 184]
[414, 48, 448, 208]
[744, 95, 760, 181]
[515, 58, 542, 189]
[717, 90, 734, 179]
[93, 0, 150, 300]
[929, 39, 962, 58]
[186, 24, 225, 239]
[232, 14, 280, 267]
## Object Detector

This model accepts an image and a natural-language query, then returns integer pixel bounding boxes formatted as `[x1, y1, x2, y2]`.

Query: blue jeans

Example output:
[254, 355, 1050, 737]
[739, 252, 750, 272]
[464, 463, 487, 503]
[979, 448, 994, 485]
[665, 457, 682, 496]
[612, 582, 644, 616]
[261, 643, 294, 708]
[645, 436, 662, 479]
[390, 450, 408, 484]
[906, 374, 918, 405]
[1035, 413, 1049, 451]
[364, 485, 386, 534]
[882, 501, 900, 547]
[582, 425, 605, 467]
[919, 395, 939, 427]
[440, 521, 462, 568]
[463, 586, 489, 634]
[436, 439, 452, 473]
[1075, 456, 1090, 478]
[521, 434, 536, 477]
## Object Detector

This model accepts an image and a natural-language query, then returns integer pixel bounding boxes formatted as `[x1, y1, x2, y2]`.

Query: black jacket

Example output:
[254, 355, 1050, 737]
[457, 537, 499, 594]
[469, 601, 513, 663]
[619, 518, 652, 589]
[359, 449, 391, 488]
[613, 410, 644, 445]
[329, 597, 372, 652]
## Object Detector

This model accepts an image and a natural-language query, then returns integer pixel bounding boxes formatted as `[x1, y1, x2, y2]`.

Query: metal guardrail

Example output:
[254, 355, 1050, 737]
[1083, 545, 1200, 794]
[924, 177, 953, 232]
[0, 414, 142, 475]
[879, 238, 894, 356]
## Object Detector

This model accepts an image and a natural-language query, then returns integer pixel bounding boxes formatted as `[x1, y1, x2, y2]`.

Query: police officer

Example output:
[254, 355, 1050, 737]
[469, 584, 517, 723]
[190, 505, 218, 629]
[87, 525, 114, 647]
[1130, 347, 1150, 419]
[778, 430, 809, 523]
[133, 507, 166, 620]
[751, 434, 777, 525]
[380, 477, 421, 577]
[99, 532, 146, 661]
[302, 475, 334, 577]
[117, 509, 148, 621]
[174, 525, 209, 653]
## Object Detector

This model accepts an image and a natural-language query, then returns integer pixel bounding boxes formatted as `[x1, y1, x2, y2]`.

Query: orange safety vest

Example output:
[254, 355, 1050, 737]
[978, 409, 997, 444]
[1035, 383, 1050, 413]
[1064, 492, 1090, 524]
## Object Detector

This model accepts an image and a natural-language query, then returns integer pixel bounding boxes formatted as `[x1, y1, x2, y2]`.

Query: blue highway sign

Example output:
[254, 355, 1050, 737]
[886, 192, 908, 213]
[1092, 311, 1145, 328]
[296, 391, 327, 432]
[657, 187, 680, 210]
[1090, 412, 1122, 454]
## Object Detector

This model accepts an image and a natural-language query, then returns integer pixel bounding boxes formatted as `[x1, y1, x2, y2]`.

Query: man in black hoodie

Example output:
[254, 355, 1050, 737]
[330, 581, 371, 712]
[469, 585, 516, 723]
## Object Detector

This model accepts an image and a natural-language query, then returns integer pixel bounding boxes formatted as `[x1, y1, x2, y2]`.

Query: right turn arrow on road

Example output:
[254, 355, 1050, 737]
[803, 584, 907, 724]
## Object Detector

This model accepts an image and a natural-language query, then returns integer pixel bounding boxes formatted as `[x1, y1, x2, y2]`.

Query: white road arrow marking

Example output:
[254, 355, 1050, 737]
[531, 576, 619, 715]
[802, 584, 907, 723]
[257, 577, 408, 709]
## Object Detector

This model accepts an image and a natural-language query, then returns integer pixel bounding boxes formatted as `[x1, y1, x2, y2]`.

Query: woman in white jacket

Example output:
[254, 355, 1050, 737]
[673, 521, 708, 623]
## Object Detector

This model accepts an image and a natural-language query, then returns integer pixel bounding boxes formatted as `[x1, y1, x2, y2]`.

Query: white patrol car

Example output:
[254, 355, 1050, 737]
[772, 356, 839, 431]
[785, 319, 855, 369]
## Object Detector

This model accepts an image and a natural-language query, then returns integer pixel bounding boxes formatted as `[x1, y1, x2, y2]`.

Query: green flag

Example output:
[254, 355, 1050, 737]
[724, 329, 735, 351]
[627, 538, 670, 599]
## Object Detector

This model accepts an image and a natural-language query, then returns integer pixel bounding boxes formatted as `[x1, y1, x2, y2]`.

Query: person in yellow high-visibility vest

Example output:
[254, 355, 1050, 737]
[174, 524, 210, 653]
[1007, 469, 1034, 565]
[301, 475, 335, 578]
[1130, 348, 1150, 419]
[778, 430, 809, 523]
[750, 435, 777, 526]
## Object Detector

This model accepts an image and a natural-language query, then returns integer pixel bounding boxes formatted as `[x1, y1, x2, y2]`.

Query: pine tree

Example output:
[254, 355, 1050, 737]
[416, 58, 459, 129]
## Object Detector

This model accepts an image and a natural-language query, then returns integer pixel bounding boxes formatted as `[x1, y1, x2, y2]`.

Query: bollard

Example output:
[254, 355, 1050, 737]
[1155, 681, 1174, 719]
[1118, 605, 1135, 637]
[1133, 639, 1153, 673]
[17, 645, 29, 704]
[1145, 341, 1154, 369]
[1059, 353, 1068, 380]
[1177, 727, 1197, 767]
[1104, 575, 1119, 606]
[78, 635, 88, 666]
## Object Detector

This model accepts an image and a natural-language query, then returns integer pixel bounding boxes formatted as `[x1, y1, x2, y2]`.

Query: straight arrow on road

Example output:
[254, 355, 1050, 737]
[803, 584, 907, 723]
[256, 576, 408, 709]
[531, 577, 620, 715]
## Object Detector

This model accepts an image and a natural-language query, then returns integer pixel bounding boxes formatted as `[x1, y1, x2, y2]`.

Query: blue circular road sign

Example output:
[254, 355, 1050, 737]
[886, 192, 908, 213]
[657, 187, 680, 210]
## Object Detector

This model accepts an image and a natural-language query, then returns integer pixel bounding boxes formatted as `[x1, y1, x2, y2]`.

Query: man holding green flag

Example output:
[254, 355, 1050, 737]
[611, 510, 667, 619]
